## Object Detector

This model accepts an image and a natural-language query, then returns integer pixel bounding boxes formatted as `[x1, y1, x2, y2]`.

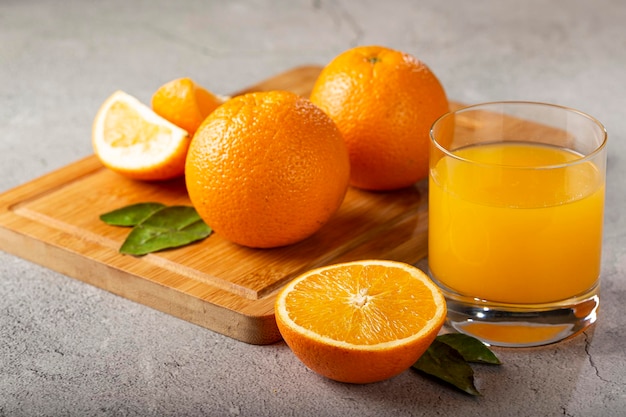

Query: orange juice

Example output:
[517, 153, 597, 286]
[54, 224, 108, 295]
[428, 142, 605, 305]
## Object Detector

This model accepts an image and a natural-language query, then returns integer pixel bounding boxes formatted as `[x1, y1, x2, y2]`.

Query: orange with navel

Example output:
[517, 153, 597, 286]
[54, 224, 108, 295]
[185, 90, 350, 249]
[310, 45, 450, 191]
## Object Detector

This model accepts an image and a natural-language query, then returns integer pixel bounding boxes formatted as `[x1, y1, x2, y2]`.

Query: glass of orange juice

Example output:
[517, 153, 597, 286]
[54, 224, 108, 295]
[428, 102, 607, 347]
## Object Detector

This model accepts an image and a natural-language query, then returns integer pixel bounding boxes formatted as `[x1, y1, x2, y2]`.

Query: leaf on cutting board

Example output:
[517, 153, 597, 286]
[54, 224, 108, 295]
[412, 339, 481, 396]
[100, 202, 166, 227]
[436, 333, 502, 365]
[119, 206, 212, 256]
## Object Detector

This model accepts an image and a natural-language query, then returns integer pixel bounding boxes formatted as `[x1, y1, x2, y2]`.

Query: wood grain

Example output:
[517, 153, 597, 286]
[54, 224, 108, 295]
[0, 66, 433, 344]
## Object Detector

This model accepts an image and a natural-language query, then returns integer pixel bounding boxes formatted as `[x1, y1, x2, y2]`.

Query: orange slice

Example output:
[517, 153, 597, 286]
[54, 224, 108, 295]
[92, 90, 190, 181]
[275, 260, 447, 384]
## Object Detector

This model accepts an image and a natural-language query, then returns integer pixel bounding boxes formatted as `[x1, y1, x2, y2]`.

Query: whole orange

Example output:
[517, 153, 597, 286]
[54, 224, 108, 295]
[310, 45, 449, 191]
[152, 77, 223, 136]
[185, 90, 350, 249]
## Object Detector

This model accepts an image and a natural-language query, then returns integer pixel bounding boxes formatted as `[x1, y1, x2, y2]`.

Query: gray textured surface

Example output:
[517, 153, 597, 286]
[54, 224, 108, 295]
[1, 0, 625, 416]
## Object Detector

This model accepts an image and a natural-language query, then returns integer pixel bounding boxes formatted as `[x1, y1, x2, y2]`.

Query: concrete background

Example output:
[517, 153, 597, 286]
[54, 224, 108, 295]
[1, 0, 625, 416]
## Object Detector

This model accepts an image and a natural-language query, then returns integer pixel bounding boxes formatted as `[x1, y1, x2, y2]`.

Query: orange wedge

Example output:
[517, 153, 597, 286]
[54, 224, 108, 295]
[275, 260, 447, 384]
[92, 90, 190, 181]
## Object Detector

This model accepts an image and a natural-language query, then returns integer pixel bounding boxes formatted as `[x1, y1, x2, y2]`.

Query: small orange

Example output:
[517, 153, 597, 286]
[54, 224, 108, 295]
[310, 45, 450, 191]
[92, 90, 190, 181]
[275, 260, 447, 384]
[151, 77, 223, 136]
[185, 90, 350, 248]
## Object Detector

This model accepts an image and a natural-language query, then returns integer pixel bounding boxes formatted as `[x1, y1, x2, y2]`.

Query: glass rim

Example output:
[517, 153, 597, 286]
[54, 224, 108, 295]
[430, 100, 608, 170]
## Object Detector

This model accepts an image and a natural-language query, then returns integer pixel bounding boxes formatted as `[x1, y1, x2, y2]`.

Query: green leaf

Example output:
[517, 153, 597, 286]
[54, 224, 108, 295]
[412, 339, 481, 396]
[100, 202, 166, 226]
[119, 206, 212, 256]
[436, 333, 502, 365]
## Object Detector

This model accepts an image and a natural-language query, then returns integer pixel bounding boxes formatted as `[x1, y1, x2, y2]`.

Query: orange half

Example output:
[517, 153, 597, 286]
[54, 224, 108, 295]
[275, 260, 447, 384]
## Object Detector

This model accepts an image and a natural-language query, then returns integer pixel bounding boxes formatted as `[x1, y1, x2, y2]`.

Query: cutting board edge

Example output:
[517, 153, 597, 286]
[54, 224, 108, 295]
[0, 221, 282, 345]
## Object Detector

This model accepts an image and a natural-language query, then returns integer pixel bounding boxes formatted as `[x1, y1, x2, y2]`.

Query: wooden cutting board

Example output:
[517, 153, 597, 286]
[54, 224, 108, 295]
[0, 66, 435, 345]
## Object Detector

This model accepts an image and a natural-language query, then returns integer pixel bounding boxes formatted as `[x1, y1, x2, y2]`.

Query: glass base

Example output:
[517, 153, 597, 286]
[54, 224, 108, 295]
[438, 283, 599, 348]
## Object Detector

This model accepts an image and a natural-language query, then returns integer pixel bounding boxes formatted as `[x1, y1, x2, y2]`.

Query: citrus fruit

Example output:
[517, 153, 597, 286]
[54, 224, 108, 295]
[151, 77, 223, 136]
[185, 90, 350, 249]
[92, 90, 190, 181]
[275, 260, 447, 384]
[309, 45, 450, 191]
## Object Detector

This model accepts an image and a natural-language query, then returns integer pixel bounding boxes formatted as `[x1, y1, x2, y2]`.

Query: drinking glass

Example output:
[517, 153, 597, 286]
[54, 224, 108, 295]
[428, 101, 607, 347]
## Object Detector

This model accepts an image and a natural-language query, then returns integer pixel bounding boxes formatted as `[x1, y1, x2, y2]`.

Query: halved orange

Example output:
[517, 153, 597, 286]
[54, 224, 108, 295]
[275, 260, 447, 384]
[92, 90, 190, 181]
